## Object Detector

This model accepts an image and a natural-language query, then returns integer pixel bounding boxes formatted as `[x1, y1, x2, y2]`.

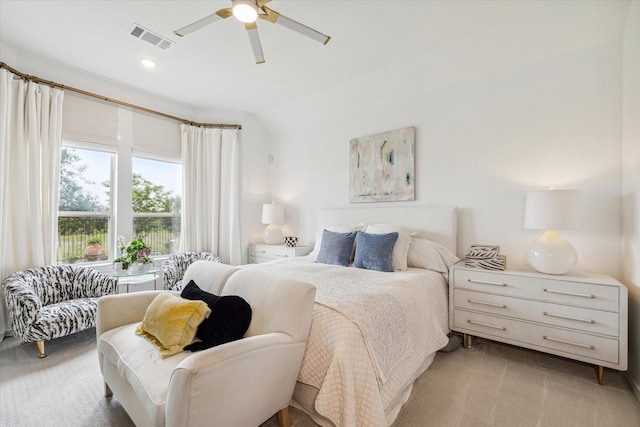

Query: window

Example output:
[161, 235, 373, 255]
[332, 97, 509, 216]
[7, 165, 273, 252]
[58, 100, 183, 264]
[57, 144, 113, 263]
[132, 156, 181, 255]
[57, 148, 182, 263]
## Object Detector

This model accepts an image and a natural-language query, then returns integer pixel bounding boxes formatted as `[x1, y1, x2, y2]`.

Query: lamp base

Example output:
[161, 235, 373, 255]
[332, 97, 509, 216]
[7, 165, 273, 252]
[263, 224, 283, 245]
[526, 229, 577, 275]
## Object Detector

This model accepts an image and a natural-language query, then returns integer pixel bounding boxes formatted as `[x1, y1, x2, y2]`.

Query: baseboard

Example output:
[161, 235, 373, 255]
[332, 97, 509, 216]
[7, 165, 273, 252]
[624, 371, 640, 403]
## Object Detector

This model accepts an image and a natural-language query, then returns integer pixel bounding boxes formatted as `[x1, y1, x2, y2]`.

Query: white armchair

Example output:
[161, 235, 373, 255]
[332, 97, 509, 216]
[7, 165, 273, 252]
[96, 261, 316, 427]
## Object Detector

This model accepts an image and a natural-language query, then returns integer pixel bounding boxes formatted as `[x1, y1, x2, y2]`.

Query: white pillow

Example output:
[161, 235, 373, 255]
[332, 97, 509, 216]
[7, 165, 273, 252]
[365, 224, 413, 271]
[309, 223, 366, 259]
[407, 238, 460, 273]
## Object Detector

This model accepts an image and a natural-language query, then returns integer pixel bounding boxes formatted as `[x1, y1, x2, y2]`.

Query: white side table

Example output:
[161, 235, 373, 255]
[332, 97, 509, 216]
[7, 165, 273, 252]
[109, 268, 160, 293]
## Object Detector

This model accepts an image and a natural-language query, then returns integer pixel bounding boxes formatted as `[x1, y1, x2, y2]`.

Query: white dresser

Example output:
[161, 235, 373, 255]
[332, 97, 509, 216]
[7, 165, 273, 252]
[248, 244, 312, 264]
[449, 263, 628, 384]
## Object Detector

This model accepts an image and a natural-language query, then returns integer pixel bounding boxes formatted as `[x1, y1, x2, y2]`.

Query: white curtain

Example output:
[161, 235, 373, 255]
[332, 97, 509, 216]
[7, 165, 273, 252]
[180, 125, 241, 265]
[0, 69, 64, 340]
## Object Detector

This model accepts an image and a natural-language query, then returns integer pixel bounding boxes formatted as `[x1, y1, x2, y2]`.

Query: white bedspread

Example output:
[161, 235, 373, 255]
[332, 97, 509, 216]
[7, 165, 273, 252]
[243, 257, 450, 427]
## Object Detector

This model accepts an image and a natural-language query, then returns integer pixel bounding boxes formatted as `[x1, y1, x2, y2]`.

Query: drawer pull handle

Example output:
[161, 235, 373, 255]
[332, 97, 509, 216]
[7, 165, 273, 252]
[253, 250, 266, 254]
[468, 299, 506, 308]
[543, 311, 596, 324]
[275, 254, 290, 258]
[543, 288, 595, 299]
[467, 320, 506, 331]
[467, 279, 507, 287]
[543, 335, 596, 350]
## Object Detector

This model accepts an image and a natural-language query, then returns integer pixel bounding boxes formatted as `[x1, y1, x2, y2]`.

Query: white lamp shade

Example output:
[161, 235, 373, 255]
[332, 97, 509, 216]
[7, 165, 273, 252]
[524, 190, 581, 230]
[262, 203, 284, 225]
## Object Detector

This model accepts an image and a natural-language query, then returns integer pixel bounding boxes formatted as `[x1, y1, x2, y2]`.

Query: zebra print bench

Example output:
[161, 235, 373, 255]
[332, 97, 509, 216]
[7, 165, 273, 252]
[2, 265, 117, 358]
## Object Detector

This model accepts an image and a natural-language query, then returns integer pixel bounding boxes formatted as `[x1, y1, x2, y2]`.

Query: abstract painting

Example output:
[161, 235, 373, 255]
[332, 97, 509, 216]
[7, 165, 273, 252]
[349, 126, 415, 203]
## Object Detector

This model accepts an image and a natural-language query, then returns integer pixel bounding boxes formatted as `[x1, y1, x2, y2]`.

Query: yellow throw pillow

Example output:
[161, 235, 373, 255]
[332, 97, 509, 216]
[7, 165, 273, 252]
[136, 292, 211, 358]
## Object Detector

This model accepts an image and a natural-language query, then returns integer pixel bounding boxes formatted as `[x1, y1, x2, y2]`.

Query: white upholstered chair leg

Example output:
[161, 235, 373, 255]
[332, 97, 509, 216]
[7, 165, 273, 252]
[277, 407, 290, 427]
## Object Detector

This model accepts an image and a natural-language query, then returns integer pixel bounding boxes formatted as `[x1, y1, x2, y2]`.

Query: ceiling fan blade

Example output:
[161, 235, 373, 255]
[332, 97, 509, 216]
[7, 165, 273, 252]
[259, 6, 330, 45]
[245, 22, 265, 64]
[173, 8, 232, 37]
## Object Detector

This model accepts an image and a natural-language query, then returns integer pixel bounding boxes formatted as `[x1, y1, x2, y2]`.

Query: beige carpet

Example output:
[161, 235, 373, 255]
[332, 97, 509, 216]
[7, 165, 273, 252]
[1, 329, 638, 426]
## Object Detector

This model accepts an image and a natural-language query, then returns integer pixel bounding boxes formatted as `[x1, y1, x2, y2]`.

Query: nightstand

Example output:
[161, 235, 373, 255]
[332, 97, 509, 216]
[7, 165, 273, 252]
[449, 263, 628, 384]
[248, 244, 312, 264]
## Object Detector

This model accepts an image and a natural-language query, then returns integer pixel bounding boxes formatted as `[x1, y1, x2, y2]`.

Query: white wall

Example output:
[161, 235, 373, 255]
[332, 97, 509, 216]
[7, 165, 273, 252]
[622, 0, 640, 401]
[268, 40, 624, 279]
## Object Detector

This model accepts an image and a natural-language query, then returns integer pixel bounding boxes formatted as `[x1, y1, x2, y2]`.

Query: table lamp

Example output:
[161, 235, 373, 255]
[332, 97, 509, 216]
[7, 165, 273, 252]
[524, 189, 581, 275]
[262, 203, 284, 245]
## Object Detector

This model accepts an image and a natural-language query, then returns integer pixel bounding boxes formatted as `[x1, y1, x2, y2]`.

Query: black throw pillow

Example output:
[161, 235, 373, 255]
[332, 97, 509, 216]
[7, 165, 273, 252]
[180, 280, 252, 351]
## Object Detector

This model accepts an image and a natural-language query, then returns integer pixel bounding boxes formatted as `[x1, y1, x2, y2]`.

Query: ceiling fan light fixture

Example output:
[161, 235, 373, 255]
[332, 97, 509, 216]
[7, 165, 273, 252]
[232, 0, 258, 23]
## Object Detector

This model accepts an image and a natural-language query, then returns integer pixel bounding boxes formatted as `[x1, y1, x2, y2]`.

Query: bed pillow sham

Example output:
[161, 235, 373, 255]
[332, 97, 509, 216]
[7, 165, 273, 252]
[407, 237, 460, 273]
[309, 223, 365, 260]
[352, 231, 399, 272]
[365, 224, 414, 271]
[315, 230, 358, 266]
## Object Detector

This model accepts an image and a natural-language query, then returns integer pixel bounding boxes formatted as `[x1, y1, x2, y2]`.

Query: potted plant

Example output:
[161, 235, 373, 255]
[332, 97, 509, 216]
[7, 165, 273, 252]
[113, 238, 154, 274]
[84, 237, 104, 261]
[112, 255, 129, 273]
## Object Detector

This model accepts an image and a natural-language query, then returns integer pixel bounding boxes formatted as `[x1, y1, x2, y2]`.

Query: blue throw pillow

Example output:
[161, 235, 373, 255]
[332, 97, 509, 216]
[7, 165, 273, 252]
[353, 231, 399, 272]
[315, 230, 358, 266]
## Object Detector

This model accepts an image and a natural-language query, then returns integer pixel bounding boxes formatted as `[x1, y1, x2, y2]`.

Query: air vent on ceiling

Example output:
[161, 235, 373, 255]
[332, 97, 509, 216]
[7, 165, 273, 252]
[129, 24, 174, 50]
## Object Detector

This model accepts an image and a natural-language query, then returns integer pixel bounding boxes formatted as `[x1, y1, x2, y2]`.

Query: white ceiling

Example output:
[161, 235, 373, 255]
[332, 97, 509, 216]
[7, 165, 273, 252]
[0, 1, 632, 125]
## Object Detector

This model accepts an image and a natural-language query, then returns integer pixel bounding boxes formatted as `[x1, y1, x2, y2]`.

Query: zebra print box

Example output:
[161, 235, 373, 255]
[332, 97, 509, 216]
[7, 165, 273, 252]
[464, 255, 507, 270]
[465, 244, 500, 259]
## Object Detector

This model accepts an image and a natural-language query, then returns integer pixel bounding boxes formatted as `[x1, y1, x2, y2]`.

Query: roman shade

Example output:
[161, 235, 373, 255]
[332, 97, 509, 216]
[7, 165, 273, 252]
[132, 110, 181, 158]
[62, 93, 117, 146]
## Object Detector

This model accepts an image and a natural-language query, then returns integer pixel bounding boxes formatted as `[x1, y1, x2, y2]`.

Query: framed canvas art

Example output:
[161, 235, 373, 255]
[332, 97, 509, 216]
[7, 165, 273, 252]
[349, 126, 415, 203]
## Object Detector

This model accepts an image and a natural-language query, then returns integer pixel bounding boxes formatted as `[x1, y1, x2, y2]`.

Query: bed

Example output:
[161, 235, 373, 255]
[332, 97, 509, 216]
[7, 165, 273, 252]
[244, 206, 458, 427]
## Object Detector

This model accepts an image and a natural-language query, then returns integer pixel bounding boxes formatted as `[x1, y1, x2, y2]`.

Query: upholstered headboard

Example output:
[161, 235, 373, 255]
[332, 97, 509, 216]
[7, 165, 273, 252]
[318, 205, 457, 254]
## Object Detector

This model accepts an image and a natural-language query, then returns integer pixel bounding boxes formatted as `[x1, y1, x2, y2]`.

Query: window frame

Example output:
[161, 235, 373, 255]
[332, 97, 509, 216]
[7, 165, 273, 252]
[131, 151, 182, 257]
[57, 139, 116, 265]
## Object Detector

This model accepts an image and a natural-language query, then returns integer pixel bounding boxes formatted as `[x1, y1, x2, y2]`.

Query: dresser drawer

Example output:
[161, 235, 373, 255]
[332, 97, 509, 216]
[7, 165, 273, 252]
[452, 309, 619, 364]
[249, 254, 276, 264]
[250, 246, 290, 259]
[453, 289, 619, 337]
[452, 269, 619, 311]
[248, 244, 312, 264]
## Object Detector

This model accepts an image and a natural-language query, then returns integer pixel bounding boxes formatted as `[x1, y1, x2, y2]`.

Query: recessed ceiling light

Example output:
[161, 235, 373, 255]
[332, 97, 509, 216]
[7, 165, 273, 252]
[140, 59, 156, 68]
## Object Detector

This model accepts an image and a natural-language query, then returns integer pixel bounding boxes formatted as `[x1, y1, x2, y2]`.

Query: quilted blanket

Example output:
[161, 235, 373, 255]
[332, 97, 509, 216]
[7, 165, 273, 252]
[243, 257, 449, 427]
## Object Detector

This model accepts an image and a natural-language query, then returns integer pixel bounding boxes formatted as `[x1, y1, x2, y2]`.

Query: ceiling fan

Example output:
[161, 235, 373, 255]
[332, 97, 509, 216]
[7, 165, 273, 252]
[173, 0, 331, 64]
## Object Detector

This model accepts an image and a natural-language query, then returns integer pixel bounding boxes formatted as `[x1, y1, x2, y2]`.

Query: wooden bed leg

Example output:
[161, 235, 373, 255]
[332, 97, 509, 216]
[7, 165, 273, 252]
[277, 407, 290, 427]
[36, 341, 46, 358]
[105, 382, 113, 397]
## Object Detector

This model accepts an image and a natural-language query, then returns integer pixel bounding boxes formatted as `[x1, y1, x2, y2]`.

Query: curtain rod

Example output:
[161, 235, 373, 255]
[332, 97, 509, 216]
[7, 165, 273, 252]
[0, 62, 241, 130]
